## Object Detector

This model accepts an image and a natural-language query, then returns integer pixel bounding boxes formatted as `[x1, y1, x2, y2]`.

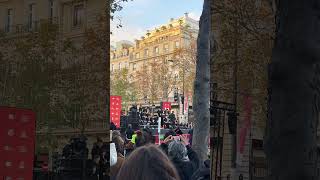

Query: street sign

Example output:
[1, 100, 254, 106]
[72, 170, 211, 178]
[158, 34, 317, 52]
[0, 106, 35, 180]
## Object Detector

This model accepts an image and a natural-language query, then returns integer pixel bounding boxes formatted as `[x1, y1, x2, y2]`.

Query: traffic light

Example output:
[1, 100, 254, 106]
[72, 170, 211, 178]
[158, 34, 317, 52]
[174, 92, 178, 102]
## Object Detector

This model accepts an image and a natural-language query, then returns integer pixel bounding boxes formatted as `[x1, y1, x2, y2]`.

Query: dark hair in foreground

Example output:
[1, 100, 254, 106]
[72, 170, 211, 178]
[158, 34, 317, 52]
[116, 145, 180, 180]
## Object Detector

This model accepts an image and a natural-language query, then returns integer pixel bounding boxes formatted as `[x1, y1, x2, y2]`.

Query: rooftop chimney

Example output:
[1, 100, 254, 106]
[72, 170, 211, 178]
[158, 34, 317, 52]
[184, 12, 189, 18]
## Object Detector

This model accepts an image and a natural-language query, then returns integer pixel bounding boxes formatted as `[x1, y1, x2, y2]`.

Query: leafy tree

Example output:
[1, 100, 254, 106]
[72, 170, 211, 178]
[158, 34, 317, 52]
[211, 0, 274, 178]
[0, 20, 70, 152]
[111, 68, 137, 109]
[109, 0, 133, 29]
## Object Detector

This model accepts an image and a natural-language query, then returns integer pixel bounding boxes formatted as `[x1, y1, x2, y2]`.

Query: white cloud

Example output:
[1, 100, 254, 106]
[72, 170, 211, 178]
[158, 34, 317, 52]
[110, 23, 146, 46]
[188, 11, 201, 21]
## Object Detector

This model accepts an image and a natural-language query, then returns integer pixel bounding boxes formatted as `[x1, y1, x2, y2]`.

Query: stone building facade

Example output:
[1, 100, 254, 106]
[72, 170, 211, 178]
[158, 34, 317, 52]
[110, 14, 199, 123]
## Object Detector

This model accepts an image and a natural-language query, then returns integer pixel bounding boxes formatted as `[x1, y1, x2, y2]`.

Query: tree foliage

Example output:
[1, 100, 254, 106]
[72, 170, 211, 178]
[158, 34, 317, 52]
[212, 0, 275, 134]
[0, 14, 108, 152]
[111, 68, 137, 109]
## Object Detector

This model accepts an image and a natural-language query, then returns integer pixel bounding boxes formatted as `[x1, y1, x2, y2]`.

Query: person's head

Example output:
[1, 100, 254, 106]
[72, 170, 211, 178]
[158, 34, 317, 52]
[112, 130, 121, 138]
[135, 130, 152, 147]
[168, 140, 188, 161]
[117, 145, 180, 180]
[128, 124, 132, 129]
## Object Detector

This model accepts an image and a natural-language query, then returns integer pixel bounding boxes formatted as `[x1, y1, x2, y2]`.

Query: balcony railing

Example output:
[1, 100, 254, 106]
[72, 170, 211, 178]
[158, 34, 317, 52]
[0, 18, 60, 37]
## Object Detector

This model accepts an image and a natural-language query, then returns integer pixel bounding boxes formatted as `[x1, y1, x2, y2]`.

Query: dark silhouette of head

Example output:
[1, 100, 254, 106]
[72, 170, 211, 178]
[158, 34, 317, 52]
[117, 145, 180, 180]
[164, 130, 177, 139]
[135, 129, 154, 147]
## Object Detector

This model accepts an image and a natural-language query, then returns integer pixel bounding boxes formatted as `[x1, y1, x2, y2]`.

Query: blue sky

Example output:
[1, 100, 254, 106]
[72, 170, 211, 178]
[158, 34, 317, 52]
[111, 0, 204, 46]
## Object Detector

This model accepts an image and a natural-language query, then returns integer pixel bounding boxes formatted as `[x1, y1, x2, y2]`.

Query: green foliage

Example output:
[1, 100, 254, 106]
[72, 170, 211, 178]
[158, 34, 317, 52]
[111, 68, 137, 109]
[0, 16, 108, 151]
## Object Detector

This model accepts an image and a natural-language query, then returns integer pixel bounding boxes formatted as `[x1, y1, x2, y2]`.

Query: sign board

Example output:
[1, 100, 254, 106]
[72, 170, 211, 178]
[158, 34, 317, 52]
[110, 96, 122, 128]
[0, 106, 36, 180]
[161, 102, 171, 111]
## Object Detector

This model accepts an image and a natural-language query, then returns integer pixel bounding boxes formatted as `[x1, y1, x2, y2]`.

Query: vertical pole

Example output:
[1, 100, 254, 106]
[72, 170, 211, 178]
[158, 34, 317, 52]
[231, 17, 239, 179]
[158, 116, 161, 145]
[215, 110, 221, 180]
[219, 111, 225, 177]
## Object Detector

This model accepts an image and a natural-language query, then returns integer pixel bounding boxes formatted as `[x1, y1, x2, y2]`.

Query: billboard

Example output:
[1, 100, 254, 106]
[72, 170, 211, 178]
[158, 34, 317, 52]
[0, 106, 36, 180]
[110, 96, 122, 128]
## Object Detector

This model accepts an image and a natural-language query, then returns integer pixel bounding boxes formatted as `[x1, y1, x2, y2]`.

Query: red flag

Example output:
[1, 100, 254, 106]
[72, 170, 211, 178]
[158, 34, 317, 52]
[110, 96, 122, 128]
[0, 107, 35, 180]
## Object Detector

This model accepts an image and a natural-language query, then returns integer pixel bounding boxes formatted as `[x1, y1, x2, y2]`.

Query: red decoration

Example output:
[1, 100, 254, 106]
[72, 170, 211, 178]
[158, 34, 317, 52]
[0, 106, 35, 180]
[237, 95, 252, 165]
[110, 96, 122, 128]
[161, 102, 171, 111]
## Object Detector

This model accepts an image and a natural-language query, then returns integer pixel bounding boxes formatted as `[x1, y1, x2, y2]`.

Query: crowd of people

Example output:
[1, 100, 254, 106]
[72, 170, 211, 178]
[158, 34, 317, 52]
[110, 106, 192, 131]
[138, 108, 192, 129]
[109, 125, 210, 180]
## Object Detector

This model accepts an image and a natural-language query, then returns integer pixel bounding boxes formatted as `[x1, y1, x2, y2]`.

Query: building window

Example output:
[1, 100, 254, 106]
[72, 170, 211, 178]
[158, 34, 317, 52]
[175, 41, 180, 48]
[135, 53, 140, 59]
[49, 0, 54, 21]
[132, 63, 137, 71]
[154, 46, 159, 55]
[28, 4, 35, 30]
[164, 44, 169, 52]
[5, 9, 13, 32]
[119, 63, 121, 70]
[144, 49, 149, 57]
[73, 4, 84, 27]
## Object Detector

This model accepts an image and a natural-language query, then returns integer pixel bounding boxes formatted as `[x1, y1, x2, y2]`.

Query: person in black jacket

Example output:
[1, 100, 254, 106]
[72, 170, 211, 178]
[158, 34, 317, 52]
[167, 135, 200, 180]
[125, 124, 134, 140]
[191, 159, 210, 180]
[110, 122, 117, 130]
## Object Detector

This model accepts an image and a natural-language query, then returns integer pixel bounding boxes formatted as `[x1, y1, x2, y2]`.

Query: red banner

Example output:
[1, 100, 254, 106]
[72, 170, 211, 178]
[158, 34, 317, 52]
[0, 106, 35, 180]
[237, 95, 252, 165]
[110, 96, 122, 128]
[162, 102, 171, 111]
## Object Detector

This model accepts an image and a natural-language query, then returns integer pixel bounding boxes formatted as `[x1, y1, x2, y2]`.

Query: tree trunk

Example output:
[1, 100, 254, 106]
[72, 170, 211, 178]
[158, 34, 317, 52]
[192, 0, 211, 162]
[265, 1, 320, 179]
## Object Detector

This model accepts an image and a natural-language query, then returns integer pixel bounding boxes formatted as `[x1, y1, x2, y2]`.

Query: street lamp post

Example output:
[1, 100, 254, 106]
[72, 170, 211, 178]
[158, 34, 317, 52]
[168, 58, 186, 123]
